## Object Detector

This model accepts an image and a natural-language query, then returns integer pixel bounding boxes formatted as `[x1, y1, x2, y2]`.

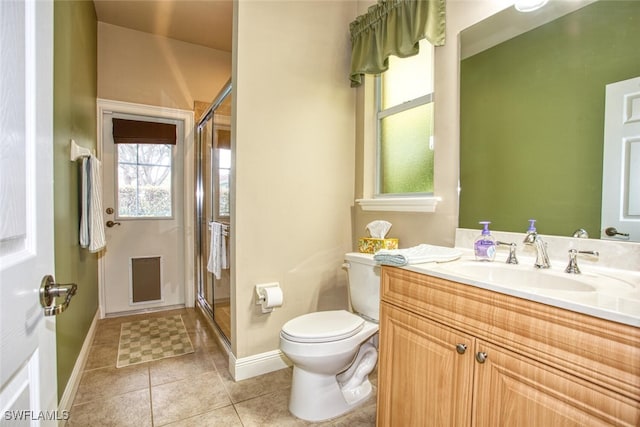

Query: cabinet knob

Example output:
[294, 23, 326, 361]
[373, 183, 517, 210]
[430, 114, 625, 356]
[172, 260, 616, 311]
[455, 343, 467, 354]
[475, 351, 488, 363]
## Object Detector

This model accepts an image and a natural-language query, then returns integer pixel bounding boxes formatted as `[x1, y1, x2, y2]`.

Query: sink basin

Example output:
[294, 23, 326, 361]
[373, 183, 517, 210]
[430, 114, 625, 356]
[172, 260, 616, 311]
[436, 261, 635, 293]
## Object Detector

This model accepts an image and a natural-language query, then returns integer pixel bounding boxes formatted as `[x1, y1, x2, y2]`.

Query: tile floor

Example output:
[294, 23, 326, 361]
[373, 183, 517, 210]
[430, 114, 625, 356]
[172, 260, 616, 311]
[66, 308, 377, 426]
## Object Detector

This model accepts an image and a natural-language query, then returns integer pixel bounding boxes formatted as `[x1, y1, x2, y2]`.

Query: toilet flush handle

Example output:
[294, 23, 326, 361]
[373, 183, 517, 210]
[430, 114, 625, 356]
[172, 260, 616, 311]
[342, 262, 350, 269]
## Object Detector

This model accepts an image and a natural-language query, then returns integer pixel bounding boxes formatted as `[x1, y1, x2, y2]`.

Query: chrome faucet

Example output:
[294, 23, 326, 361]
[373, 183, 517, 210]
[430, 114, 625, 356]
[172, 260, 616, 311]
[523, 220, 551, 269]
[565, 249, 599, 274]
[496, 241, 518, 264]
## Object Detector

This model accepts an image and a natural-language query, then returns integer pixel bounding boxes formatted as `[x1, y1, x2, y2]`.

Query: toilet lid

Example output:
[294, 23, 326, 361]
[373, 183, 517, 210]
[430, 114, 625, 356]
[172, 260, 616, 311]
[281, 310, 364, 343]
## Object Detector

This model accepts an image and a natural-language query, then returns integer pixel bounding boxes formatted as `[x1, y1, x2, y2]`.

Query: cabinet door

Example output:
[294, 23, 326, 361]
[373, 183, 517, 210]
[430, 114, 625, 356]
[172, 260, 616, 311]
[473, 340, 640, 427]
[377, 302, 475, 427]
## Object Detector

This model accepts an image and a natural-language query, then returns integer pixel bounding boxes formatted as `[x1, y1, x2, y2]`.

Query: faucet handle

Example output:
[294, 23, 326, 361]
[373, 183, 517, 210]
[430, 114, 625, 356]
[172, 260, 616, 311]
[565, 249, 599, 274]
[497, 241, 518, 264]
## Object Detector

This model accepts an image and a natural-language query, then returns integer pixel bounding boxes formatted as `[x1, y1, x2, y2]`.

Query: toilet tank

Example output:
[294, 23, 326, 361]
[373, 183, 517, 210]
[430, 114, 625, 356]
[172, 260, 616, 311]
[344, 252, 380, 322]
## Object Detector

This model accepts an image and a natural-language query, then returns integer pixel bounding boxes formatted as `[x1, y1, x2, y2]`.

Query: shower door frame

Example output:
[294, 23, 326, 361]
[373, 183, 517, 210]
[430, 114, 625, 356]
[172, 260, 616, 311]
[195, 80, 232, 343]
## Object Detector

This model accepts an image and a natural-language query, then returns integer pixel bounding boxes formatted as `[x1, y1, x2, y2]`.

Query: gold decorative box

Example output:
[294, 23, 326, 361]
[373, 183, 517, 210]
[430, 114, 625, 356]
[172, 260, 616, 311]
[358, 238, 399, 254]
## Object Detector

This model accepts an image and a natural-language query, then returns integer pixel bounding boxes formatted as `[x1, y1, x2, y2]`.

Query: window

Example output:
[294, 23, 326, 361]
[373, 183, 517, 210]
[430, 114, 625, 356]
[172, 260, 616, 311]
[117, 144, 173, 218]
[377, 39, 435, 196]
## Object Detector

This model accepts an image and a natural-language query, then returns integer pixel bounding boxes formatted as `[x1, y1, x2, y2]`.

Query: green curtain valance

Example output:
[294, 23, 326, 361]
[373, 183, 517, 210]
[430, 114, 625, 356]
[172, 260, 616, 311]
[349, 0, 446, 87]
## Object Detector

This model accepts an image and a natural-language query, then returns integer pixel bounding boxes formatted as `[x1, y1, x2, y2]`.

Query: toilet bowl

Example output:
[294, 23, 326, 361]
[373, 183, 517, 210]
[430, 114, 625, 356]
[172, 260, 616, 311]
[279, 253, 380, 422]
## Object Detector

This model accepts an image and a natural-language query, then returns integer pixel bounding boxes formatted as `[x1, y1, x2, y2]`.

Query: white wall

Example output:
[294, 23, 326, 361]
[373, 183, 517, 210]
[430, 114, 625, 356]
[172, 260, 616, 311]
[98, 22, 232, 110]
[232, 0, 358, 359]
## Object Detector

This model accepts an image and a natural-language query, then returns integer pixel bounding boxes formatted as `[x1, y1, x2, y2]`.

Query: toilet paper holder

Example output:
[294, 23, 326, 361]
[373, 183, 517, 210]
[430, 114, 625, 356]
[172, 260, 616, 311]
[255, 282, 283, 313]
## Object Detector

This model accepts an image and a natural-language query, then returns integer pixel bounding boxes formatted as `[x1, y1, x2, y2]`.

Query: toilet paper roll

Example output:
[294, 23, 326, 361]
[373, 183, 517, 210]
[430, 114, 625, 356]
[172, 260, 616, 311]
[262, 286, 283, 309]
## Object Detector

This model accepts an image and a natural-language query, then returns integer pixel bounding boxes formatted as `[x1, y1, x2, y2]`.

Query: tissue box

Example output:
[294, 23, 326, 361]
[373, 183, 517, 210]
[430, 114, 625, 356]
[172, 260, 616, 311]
[358, 238, 399, 254]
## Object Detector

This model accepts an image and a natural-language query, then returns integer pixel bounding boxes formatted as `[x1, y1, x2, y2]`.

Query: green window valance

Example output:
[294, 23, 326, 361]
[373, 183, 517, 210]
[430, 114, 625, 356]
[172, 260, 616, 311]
[349, 0, 446, 87]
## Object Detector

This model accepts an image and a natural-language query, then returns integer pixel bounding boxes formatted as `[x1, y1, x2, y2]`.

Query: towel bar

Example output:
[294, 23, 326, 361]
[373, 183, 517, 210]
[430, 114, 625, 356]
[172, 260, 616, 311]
[70, 139, 92, 161]
[208, 221, 230, 232]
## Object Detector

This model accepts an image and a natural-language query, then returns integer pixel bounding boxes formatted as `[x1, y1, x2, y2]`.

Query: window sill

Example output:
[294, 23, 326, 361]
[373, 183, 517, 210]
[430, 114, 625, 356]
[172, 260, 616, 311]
[356, 197, 440, 213]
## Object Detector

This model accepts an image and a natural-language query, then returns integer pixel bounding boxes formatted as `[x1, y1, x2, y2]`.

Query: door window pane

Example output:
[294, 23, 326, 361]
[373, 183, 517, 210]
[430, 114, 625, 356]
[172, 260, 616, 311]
[117, 144, 172, 217]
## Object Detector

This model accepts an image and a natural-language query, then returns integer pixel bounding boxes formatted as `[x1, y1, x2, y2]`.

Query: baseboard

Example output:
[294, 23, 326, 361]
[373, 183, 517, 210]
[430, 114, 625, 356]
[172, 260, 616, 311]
[230, 349, 291, 381]
[58, 309, 99, 425]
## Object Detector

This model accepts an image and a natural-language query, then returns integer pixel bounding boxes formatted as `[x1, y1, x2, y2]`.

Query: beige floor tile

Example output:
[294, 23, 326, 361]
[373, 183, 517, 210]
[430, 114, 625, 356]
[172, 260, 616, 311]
[208, 345, 229, 372]
[67, 388, 151, 427]
[235, 381, 377, 427]
[99, 313, 145, 327]
[74, 364, 149, 404]
[145, 308, 187, 319]
[188, 328, 219, 350]
[85, 342, 119, 370]
[149, 347, 216, 386]
[234, 389, 308, 427]
[69, 308, 378, 426]
[92, 323, 123, 346]
[151, 371, 232, 426]
[320, 392, 377, 427]
[158, 405, 243, 427]
[220, 366, 293, 403]
[211, 351, 229, 373]
[180, 311, 204, 328]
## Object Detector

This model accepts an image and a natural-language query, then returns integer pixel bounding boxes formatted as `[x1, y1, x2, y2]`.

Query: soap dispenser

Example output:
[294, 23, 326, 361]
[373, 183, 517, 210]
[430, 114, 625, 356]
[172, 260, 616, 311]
[524, 219, 538, 244]
[474, 221, 496, 262]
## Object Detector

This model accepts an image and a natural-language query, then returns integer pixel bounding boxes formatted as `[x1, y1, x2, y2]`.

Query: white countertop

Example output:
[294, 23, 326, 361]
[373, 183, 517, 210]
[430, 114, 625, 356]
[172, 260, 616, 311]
[396, 229, 640, 328]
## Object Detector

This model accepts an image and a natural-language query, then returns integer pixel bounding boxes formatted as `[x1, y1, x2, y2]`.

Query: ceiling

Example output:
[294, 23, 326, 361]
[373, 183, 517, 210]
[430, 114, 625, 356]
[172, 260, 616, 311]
[93, 0, 233, 52]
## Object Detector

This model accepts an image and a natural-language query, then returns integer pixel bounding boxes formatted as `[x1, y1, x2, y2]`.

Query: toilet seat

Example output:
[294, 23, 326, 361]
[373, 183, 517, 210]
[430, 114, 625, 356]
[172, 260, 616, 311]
[281, 310, 364, 343]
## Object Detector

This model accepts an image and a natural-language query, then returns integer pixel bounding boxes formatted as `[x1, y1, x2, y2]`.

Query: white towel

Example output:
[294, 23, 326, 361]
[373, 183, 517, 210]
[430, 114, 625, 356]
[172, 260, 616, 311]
[79, 158, 89, 248]
[80, 156, 106, 253]
[207, 222, 228, 279]
[373, 244, 463, 266]
[88, 157, 106, 253]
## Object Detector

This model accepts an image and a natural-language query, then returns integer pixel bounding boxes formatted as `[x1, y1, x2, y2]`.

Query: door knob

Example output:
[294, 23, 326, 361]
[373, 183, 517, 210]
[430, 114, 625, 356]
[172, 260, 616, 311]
[106, 220, 121, 228]
[604, 227, 629, 238]
[39, 275, 77, 316]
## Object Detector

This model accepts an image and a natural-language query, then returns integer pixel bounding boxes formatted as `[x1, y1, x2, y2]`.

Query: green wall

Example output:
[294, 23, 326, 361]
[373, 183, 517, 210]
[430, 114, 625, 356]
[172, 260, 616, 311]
[53, 0, 98, 400]
[459, 1, 640, 236]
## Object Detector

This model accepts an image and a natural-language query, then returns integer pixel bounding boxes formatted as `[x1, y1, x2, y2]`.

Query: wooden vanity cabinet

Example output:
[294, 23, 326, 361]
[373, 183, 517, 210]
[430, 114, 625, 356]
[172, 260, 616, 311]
[378, 302, 474, 426]
[376, 267, 640, 427]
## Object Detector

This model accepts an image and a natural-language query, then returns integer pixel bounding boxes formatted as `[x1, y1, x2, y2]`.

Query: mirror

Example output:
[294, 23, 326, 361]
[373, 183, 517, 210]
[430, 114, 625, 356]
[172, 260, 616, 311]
[458, 0, 640, 239]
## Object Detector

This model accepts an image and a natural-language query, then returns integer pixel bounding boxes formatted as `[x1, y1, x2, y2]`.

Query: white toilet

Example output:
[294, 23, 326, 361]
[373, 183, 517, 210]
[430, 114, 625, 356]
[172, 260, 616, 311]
[279, 252, 380, 422]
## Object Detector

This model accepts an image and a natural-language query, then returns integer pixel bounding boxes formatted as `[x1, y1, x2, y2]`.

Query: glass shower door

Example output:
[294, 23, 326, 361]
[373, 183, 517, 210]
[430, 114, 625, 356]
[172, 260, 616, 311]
[196, 81, 232, 342]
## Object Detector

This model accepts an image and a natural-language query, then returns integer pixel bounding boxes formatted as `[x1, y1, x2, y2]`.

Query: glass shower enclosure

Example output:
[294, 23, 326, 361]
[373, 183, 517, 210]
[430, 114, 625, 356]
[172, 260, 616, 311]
[195, 80, 232, 342]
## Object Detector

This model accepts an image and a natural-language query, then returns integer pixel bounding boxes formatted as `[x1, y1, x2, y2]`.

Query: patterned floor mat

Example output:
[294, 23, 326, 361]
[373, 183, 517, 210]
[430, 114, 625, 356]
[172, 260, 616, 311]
[116, 315, 194, 368]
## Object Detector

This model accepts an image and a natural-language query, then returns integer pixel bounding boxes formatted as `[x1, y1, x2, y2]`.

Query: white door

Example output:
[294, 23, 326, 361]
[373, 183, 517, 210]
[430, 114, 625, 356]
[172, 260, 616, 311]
[602, 76, 640, 242]
[0, 0, 59, 424]
[100, 111, 185, 316]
